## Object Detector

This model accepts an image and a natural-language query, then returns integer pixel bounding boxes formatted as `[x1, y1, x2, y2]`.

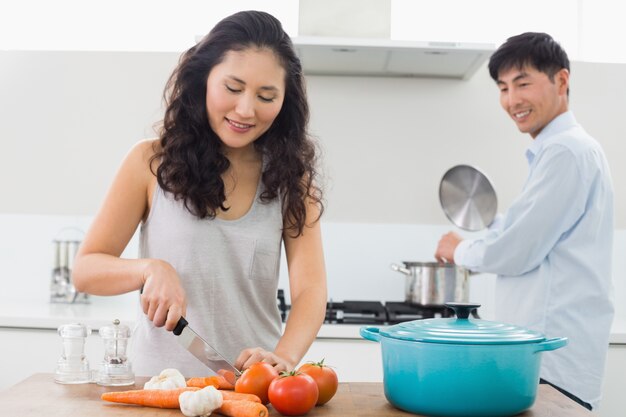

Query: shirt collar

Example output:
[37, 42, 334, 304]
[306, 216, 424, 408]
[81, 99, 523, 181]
[525, 110, 577, 165]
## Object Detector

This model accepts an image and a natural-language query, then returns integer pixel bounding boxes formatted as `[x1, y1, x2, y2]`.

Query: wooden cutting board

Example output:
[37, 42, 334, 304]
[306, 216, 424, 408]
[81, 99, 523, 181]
[0, 374, 593, 416]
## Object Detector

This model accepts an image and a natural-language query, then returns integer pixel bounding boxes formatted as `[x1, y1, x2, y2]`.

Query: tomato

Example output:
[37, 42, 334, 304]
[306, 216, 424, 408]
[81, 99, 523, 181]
[235, 362, 279, 404]
[268, 371, 319, 416]
[297, 359, 338, 405]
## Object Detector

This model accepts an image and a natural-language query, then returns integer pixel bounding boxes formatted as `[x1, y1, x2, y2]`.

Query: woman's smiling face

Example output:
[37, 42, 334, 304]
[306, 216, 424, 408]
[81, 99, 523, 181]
[205, 47, 286, 152]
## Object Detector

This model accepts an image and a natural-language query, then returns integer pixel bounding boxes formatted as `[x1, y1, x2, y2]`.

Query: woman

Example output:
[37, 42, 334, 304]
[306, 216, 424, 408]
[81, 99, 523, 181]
[73, 10, 327, 377]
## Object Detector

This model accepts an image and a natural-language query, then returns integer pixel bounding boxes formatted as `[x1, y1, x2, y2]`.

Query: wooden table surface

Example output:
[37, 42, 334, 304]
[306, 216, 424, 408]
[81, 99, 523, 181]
[0, 374, 594, 416]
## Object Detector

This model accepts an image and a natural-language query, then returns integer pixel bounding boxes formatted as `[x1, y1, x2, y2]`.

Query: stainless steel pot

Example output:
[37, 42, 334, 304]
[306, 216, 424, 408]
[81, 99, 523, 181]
[390, 262, 469, 305]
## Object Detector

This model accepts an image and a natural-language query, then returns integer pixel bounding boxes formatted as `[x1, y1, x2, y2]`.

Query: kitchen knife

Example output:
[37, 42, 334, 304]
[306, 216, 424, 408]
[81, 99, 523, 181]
[173, 317, 241, 379]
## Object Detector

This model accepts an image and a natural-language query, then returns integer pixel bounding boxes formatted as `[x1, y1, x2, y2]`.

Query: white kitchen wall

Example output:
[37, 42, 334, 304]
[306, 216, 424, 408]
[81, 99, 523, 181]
[1, 49, 624, 317]
[1, 50, 625, 228]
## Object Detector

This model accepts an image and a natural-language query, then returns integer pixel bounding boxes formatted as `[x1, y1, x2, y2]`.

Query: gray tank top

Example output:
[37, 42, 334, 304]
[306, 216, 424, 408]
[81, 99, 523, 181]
[129, 179, 283, 377]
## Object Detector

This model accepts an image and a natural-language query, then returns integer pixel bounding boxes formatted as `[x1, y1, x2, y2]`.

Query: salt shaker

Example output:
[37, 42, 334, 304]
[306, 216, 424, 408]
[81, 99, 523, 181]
[54, 323, 92, 384]
[96, 319, 135, 386]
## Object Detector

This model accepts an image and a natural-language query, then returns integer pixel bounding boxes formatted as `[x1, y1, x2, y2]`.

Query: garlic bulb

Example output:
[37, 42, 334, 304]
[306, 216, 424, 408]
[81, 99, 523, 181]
[179, 386, 223, 417]
[143, 368, 187, 390]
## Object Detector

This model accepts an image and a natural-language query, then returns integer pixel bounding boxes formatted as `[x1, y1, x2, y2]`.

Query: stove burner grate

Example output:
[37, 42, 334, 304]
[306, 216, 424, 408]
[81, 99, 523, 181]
[384, 302, 454, 324]
[325, 300, 387, 324]
[276, 289, 480, 325]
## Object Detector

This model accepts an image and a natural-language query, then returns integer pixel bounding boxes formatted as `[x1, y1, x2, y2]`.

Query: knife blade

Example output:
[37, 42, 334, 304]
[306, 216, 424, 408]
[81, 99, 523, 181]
[173, 317, 241, 378]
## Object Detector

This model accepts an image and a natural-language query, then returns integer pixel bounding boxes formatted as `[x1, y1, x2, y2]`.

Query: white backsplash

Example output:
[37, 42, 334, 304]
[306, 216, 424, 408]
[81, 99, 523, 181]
[278, 222, 497, 319]
[0, 214, 139, 304]
[1, 213, 624, 323]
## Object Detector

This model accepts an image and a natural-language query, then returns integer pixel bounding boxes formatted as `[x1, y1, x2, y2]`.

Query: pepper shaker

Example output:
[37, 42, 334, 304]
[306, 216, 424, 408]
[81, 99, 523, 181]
[96, 319, 135, 386]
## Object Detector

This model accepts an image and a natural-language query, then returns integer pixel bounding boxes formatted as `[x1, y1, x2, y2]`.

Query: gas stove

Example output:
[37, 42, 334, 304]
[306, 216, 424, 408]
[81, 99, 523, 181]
[277, 290, 466, 325]
[324, 300, 455, 325]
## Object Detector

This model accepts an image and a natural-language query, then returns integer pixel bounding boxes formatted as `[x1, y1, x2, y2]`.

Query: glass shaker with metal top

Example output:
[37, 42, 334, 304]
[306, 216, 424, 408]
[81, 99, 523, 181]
[96, 319, 135, 386]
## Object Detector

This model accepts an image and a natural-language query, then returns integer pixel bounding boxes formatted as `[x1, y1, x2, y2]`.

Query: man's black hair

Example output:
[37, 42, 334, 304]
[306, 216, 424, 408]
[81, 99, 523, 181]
[488, 32, 570, 82]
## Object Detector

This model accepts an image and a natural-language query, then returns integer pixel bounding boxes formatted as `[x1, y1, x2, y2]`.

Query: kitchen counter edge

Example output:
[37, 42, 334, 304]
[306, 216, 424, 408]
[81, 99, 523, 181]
[2, 296, 626, 344]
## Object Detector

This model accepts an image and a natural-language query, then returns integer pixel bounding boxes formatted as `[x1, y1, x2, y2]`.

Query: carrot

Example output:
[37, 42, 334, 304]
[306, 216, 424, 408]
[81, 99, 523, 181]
[186, 376, 221, 389]
[216, 374, 236, 389]
[187, 375, 235, 390]
[101, 387, 199, 408]
[220, 390, 261, 403]
[217, 400, 268, 417]
[217, 369, 237, 388]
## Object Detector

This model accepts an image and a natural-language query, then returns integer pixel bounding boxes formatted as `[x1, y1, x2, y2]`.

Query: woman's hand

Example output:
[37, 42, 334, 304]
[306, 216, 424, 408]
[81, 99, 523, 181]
[235, 347, 296, 373]
[140, 259, 187, 331]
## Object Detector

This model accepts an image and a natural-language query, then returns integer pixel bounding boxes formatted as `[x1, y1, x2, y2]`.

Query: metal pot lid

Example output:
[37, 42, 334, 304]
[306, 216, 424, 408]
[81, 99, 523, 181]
[439, 164, 497, 231]
[380, 303, 545, 345]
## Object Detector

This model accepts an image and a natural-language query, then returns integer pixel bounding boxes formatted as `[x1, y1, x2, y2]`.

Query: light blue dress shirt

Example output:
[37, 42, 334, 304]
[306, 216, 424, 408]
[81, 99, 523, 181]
[455, 111, 614, 408]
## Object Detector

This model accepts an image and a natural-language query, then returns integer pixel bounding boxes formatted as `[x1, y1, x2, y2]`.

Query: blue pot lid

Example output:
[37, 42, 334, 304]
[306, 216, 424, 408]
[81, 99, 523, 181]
[380, 303, 545, 345]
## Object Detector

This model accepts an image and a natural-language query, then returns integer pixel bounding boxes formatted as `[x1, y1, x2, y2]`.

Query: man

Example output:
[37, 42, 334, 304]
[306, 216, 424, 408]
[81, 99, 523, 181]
[435, 32, 614, 411]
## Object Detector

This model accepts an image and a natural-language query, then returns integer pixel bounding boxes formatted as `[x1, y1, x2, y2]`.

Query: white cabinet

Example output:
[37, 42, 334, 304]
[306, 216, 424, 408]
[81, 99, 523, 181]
[0, 328, 104, 390]
[0, 328, 383, 391]
[300, 338, 383, 382]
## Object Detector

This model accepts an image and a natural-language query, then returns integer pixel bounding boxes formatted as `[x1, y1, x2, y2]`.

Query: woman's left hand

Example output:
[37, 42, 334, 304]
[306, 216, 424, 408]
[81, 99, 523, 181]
[235, 347, 296, 373]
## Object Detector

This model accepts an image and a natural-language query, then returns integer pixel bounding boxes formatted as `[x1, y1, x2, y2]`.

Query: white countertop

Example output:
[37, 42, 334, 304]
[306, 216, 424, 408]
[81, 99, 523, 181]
[0, 295, 366, 339]
[1, 295, 625, 343]
[0, 296, 138, 331]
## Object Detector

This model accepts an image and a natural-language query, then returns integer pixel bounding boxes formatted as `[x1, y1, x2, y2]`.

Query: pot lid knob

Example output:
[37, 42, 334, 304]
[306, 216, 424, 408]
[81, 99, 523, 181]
[446, 302, 480, 319]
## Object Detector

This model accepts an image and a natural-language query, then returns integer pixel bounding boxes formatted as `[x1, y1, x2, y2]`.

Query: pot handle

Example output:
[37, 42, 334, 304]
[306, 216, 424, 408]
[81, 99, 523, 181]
[360, 326, 382, 343]
[533, 337, 568, 353]
[390, 263, 411, 275]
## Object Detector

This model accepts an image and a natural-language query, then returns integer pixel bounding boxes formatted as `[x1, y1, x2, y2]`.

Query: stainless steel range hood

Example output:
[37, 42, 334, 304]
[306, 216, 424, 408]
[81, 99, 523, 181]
[292, 36, 495, 80]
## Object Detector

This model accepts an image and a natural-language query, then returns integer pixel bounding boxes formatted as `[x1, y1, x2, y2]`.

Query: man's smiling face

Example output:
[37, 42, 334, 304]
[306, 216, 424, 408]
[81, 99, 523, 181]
[496, 65, 569, 138]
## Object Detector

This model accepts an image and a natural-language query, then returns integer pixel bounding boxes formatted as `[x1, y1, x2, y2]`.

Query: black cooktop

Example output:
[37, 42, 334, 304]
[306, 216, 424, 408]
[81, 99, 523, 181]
[325, 301, 388, 324]
[277, 290, 468, 325]
[323, 300, 455, 325]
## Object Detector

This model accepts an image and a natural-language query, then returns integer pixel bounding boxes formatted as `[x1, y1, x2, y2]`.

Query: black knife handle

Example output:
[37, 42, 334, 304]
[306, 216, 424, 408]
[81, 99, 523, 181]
[173, 316, 188, 336]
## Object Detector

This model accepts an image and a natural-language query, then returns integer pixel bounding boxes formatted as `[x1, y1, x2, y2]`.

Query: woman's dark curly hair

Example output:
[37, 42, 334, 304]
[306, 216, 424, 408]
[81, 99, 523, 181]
[151, 10, 323, 237]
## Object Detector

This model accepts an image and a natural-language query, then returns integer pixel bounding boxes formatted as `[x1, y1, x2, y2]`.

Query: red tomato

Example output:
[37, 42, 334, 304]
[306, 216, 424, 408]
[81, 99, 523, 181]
[298, 359, 339, 405]
[235, 362, 279, 404]
[268, 371, 319, 416]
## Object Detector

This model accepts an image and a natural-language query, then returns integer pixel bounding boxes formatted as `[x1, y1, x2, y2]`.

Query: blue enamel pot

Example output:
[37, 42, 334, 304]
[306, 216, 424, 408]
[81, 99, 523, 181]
[360, 303, 567, 417]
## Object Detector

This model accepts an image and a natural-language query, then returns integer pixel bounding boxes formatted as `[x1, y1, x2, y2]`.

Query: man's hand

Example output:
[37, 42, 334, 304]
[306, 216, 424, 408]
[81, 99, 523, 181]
[435, 231, 463, 264]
